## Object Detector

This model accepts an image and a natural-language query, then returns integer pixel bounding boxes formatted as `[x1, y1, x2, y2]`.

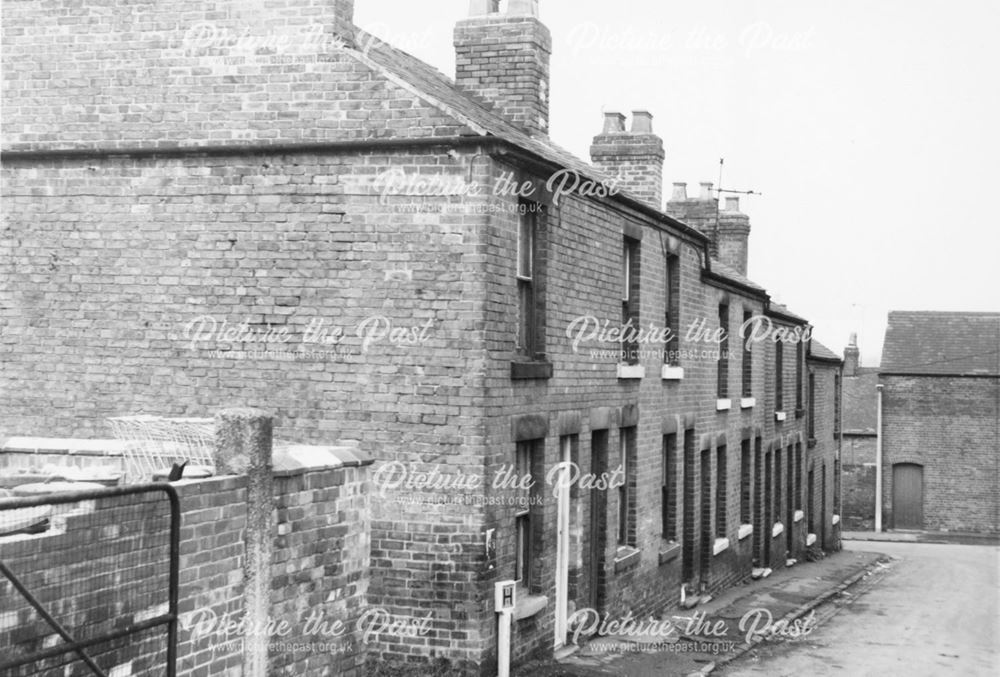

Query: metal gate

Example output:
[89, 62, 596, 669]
[0, 484, 179, 677]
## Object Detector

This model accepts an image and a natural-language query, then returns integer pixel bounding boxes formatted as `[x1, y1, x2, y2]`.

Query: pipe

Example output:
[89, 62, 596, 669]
[875, 384, 884, 532]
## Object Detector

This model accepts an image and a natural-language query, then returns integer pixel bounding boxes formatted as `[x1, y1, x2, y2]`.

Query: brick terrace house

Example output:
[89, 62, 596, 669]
[878, 311, 1000, 534]
[1, 0, 844, 672]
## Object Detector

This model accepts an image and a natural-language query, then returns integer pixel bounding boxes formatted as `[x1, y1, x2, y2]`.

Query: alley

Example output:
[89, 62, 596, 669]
[720, 541, 999, 677]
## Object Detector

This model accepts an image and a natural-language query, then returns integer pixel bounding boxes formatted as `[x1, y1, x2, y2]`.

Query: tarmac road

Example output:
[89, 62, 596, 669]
[719, 540, 1000, 677]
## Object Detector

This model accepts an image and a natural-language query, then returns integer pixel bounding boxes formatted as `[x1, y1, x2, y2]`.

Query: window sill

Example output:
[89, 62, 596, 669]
[712, 537, 730, 556]
[659, 540, 681, 565]
[774, 411, 787, 422]
[832, 514, 840, 525]
[793, 510, 804, 523]
[716, 398, 732, 411]
[614, 545, 641, 573]
[617, 364, 645, 380]
[805, 533, 817, 547]
[510, 360, 553, 380]
[772, 522, 784, 537]
[740, 397, 756, 409]
[512, 593, 548, 621]
[737, 523, 753, 541]
[807, 438, 817, 449]
[661, 365, 684, 381]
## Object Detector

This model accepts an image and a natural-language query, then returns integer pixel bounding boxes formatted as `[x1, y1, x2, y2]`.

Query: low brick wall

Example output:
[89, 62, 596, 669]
[0, 454, 371, 676]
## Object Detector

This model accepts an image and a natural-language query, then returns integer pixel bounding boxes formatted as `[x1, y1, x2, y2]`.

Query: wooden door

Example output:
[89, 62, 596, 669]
[892, 463, 924, 530]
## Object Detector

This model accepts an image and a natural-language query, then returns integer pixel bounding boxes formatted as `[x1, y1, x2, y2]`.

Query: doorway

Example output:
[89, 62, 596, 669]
[892, 463, 923, 530]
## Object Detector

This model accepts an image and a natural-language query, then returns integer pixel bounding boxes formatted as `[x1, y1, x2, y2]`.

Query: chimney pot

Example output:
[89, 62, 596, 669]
[468, 0, 498, 16]
[699, 182, 715, 200]
[671, 183, 688, 200]
[631, 110, 654, 134]
[849, 332, 858, 347]
[507, 0, 539, 16]
[602, 111, 626, 134]
[725, 196, 740, 211]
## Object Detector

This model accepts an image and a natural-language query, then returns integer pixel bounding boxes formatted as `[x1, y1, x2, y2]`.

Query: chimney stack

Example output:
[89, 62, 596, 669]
[590, 110, 665, 210]
[454, 0, 552, 136]
[844, 333, 860, 376]
[666, 182, 751, 275]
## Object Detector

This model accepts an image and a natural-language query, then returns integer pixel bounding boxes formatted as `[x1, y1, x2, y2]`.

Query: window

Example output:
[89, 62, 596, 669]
[808, 372, 816, 440]
[775, 341, 784, 411]
[514, 440, 539, 589]
[717, 304, 730, 398]
[663, 254, 680, 366]
[740, 439, 752, 524]
[834, 373, 841, 437]
[807, 467, 815, 534]
[774, 448, 783, 522]
[662, 434, 677, 541]
[795, 341, 804, 412]
[621, 238, 640, 364]
[795, 443, 803, 510]
[618, 427, 637, 546]
[716, 444, 727, 537]
[516, 202, 544, 358]
[741, 310, 753, 397]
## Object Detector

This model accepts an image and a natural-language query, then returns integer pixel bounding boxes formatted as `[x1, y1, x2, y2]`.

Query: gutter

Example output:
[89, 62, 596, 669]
[875, 383, 884, 532]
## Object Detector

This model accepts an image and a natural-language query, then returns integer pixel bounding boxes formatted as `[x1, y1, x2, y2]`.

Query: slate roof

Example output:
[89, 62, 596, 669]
[768, 302, 809, 324]
[880, 311, 1000, 376]
[842, 372, 878, 435]
[808, 339, 842, 362]
[356, 28, 672, 220]
[709, 259, 767, 293]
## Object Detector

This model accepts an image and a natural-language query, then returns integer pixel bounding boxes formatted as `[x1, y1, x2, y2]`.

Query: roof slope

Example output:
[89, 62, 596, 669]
[809, 339, 842, 362]
[880, 311, 1000, 376]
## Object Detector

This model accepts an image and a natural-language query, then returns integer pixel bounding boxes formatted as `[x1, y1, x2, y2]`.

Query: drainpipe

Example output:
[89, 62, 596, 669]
[875, 384, 884, 532]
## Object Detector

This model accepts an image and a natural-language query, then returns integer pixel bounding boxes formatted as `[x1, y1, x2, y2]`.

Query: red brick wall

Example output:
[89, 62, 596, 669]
[881, 375, 999, 534]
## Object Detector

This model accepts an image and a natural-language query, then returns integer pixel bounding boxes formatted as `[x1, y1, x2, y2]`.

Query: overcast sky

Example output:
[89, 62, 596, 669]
[355, 0, 999, 366]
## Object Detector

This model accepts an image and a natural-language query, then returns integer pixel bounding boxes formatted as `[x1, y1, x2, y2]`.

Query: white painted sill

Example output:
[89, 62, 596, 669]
[661, 365, 684, 380]
[832, 514, 840, 525]
[617, 364, 645, 379]
[772, 522, 784, 537]
[741, 397, 756, 409]
[806, 533, 817, 546]
[716, 398, 732, 411]
[513, 593, 548, 621]
[774, 411, 787, 422]
[737, 523, 753, 541]
[712, 537, 730, 556]
[793, 510, 804, 523]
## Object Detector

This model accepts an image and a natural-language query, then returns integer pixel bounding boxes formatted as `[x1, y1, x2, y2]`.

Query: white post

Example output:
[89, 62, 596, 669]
[875, 384, 883, 532]
[498, 610, 512, 677]
[495, 581, 516, 677]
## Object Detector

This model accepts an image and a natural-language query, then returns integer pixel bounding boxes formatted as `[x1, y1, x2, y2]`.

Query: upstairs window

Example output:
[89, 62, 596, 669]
[516, 202, 544, 358]
[775, 341, 784, 411]
[621, 238, 640, 364]
[742, 310, 753, 397]
[808, 371, 816, 439]
[795, 341, 804, 412]
[717, 303, 730, 398]
[663, 254, 680, 366]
